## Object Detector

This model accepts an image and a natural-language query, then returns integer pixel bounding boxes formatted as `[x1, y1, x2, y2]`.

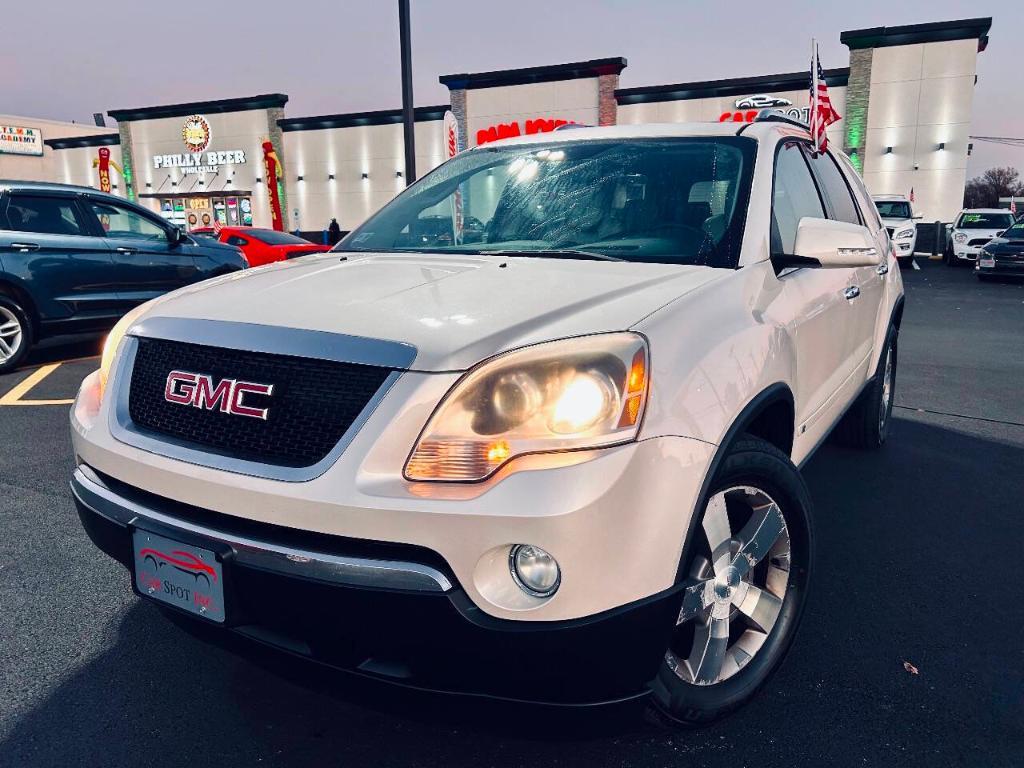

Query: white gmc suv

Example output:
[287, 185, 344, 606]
[70, 115, 904, 725]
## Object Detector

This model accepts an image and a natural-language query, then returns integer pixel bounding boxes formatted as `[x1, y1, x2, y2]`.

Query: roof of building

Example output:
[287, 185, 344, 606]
[108, 94, 288, 122]
[278, 105, 450, 132]
[841, 17, 992, 50]
[44, 133, 121, 150]
[440, 57, 627, 90]
[615, 68, 849, 105]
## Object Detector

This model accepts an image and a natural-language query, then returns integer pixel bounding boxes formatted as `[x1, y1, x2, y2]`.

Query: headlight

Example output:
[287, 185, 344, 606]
[894, 228, 915, 240]
[404, 333, 649, 482]
[98, 303, 151, 401]
[954, 232, 968, 243]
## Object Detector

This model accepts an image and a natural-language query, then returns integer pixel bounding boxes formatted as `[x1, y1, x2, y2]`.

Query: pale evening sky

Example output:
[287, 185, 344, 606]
[4, 0, 1021, 176]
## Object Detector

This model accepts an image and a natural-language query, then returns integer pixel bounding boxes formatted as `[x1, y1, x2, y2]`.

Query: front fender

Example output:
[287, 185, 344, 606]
[635, 261, 797, 448]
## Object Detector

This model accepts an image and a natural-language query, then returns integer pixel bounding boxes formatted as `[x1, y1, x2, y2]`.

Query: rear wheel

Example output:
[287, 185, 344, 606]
[835, 326, 897, 449]
[647, 436, 813, 726]
[0, 296, 31, 374]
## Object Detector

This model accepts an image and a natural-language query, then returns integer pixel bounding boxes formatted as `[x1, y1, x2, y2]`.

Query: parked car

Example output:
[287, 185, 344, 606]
[872, 194, 919, 266]
[192, 226, 330, 266]
[945, 209, 1016, 266]
[0, 181, 247, 373]
[70, 115, 903, 726]
[976, 216, 1024, 281]
[394, 214, 487, 247]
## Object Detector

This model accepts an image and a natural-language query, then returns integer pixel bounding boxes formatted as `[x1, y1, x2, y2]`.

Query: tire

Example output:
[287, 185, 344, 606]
[0, 295, 32, 374]
[647, 435, 813, 726]
[834, 326, 897, 449]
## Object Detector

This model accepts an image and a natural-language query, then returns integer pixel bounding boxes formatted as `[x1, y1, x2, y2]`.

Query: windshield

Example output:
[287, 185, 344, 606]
[250, 229, 311, 245]
[1001, 219, 1024, 239]
[957, 212, 1014, 230]
[875, 200, 911, 219]
[337, 137, 756, 268]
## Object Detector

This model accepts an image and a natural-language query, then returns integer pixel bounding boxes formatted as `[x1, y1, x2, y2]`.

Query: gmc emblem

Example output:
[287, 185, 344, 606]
[164, 370, 273, 420]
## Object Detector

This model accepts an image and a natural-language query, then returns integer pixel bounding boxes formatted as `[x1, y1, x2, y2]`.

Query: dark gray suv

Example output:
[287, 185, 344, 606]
[0, 181, 247, 372]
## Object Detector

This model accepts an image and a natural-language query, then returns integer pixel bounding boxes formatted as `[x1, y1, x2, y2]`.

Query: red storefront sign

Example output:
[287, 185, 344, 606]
[476, 117, 576, 146]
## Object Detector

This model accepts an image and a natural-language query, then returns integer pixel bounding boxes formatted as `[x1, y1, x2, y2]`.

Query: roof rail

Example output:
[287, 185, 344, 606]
[753, 109, 809, 129]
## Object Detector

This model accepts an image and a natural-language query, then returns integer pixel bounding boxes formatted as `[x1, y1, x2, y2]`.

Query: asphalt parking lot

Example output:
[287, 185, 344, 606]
[0, 260, 1021, 767]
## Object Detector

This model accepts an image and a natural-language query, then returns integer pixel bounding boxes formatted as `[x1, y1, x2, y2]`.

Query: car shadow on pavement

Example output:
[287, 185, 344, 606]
[1, 416, 1022, 767]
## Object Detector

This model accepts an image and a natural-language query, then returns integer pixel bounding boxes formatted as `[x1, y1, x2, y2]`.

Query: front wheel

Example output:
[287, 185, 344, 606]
[647, 436, 813, 725]
[0, 296, 31, 374]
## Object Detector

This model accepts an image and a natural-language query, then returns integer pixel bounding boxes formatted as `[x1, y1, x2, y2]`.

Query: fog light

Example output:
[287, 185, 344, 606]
[510, 544, 560, 597]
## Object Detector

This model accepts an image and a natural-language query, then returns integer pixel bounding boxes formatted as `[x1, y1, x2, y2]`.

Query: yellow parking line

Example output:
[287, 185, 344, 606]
[0, 363, 74, 406]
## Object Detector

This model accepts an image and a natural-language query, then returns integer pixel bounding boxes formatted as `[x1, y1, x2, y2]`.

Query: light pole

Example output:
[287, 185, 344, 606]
[398, 0, 416, 184]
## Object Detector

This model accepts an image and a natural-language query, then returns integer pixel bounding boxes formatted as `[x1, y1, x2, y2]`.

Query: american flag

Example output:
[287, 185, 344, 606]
[213, 217, 222, 234]
[809, 42, 841, 153]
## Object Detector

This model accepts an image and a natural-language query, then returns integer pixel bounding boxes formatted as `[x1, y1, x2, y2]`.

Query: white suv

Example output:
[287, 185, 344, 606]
[872, 194, 918, 265]
[945, 208, 1016, 265]
[70, 116, 903, 725]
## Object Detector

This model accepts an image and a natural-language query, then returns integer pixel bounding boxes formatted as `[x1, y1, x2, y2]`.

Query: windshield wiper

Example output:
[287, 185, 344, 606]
[486, 249, 625, 262]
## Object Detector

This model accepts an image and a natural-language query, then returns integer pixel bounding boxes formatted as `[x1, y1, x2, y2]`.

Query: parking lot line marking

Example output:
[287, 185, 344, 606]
[0, 363, 73, 406]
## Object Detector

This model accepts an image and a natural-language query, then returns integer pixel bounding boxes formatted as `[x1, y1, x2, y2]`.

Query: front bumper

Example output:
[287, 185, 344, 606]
[72, 465, 680, 705]
[976, 257, 1024, 277]
[953, 243, 987, 260]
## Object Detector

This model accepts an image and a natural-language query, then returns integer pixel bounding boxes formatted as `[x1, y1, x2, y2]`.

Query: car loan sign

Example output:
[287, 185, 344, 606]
[151, 114, 247, 175]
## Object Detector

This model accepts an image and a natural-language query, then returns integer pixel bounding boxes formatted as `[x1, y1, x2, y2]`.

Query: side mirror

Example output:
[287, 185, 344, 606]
[791, 217, 881, 268]
[167, 227, 187, 247]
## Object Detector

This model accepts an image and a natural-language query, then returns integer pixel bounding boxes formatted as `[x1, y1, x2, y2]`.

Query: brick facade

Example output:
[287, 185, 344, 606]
[598, 73, 619, 126]
[842, 48, 873, 173]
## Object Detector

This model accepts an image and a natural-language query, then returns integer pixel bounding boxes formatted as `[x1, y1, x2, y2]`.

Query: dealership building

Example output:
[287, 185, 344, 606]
[5, 16, 992, 234]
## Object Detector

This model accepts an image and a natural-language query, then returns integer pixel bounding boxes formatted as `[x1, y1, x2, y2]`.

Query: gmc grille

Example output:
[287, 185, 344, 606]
[127, 337, 394, 468]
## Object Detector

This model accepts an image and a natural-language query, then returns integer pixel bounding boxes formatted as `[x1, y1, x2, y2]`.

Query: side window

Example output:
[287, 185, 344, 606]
[772, 141, 826, 255]
[226, 235, 248, 247]
[88, 200, 168, 242]
[804, 150, 861, 226]
[837, 154, 883, 231]
[4, 195, 88, 236]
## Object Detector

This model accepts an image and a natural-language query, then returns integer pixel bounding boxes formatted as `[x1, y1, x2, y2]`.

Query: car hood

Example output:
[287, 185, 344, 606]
[142, 252, 724, 371]
[978, 235, 1024, 252]
[954, 228, 1005, 239]
[880, 217, 914, 230]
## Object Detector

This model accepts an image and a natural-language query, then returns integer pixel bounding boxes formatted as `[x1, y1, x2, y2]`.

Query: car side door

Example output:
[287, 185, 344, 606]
[769, 139, 857, 431]
[83, 197, 202, 306]
[0, 190, 121, 326]
[803, 148, 885, 372]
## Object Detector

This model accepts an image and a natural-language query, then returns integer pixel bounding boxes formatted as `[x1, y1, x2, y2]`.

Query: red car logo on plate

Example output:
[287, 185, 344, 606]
[164, 370, 273, 420]
[139, 547, 218, 586]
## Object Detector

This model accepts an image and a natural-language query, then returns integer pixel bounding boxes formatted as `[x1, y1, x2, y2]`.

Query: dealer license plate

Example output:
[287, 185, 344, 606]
[132, 529, 225, 623]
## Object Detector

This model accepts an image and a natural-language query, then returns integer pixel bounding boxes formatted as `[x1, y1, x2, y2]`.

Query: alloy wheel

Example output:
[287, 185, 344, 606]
[0, 306, 23, 365]
[879, 345, 894, 432]
[666, 486, 791, 686]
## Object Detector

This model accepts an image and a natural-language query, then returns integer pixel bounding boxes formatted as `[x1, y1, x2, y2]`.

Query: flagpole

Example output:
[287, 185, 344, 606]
[810, 38, 819, 153]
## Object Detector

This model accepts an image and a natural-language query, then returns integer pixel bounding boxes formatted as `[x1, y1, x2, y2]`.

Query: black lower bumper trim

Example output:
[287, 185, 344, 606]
[73, 466, 679, 706]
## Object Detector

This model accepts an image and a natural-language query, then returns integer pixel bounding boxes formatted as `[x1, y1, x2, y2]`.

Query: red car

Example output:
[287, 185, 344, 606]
[192, 227, 331, 267]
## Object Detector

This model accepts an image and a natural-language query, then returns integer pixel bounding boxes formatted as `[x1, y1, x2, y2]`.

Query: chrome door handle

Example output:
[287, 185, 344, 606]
[876, 263, 889, 276]
[10, 242, 40, 252]
[843, 285, 861, 300]
[115, 247, 138, 255]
